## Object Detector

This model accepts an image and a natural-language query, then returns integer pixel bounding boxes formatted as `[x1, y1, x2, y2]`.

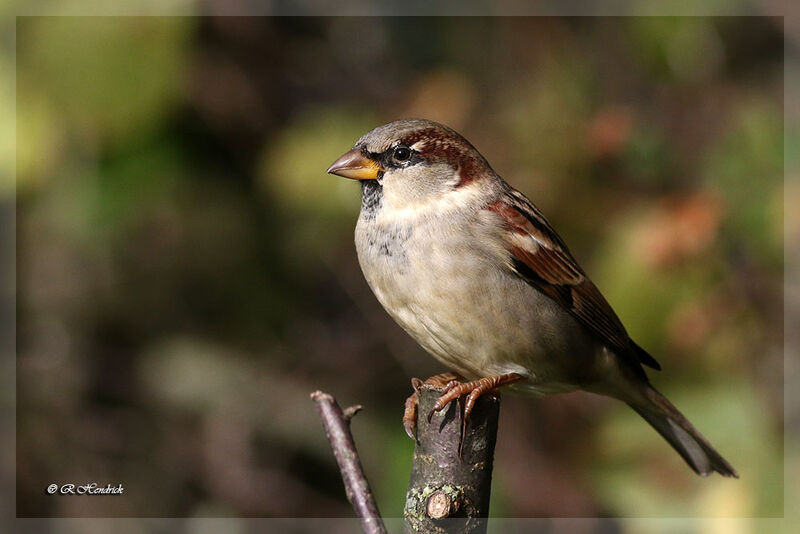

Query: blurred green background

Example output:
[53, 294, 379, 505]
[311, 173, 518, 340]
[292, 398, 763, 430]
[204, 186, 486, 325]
[12, 15, 789, 522]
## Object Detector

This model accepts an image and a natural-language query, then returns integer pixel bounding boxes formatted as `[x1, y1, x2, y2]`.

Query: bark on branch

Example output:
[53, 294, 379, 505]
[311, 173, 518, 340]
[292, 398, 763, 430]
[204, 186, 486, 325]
[404, 385, 501, 534]
[310, 390, 388, 534]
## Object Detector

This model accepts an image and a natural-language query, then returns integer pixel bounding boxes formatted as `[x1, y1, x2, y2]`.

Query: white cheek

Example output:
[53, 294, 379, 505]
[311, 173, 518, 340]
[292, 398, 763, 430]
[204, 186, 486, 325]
[446, 170, 461, 188]
[382, 162, 460, 206]
[378, 180, 490, 228]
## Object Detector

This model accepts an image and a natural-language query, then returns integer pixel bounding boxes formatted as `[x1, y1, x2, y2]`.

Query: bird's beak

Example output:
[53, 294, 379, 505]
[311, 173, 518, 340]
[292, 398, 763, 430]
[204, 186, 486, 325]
[326, 149, 383, 180]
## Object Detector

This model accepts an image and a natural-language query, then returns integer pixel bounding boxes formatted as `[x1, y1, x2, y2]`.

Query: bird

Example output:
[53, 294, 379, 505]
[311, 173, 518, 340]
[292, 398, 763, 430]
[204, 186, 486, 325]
[326, 118, 737, 478]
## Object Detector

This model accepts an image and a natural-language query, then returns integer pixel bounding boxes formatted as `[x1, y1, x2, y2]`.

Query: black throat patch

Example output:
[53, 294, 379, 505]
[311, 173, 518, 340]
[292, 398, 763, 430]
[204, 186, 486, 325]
[360, 180, 383, 221]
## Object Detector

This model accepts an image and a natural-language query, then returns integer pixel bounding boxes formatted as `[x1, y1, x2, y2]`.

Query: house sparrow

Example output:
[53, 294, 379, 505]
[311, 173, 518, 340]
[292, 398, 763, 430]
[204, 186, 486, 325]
[327, 119, 737, 477]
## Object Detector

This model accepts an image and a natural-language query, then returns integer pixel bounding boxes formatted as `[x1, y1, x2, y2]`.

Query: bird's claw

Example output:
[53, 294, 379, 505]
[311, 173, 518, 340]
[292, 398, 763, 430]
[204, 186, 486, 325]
[403, 372, 525, 451]
[426, 372, 525, 424]
[403, 378, 424, 441]
[403, 373, 461, 440]
[426, 379, 461, 423]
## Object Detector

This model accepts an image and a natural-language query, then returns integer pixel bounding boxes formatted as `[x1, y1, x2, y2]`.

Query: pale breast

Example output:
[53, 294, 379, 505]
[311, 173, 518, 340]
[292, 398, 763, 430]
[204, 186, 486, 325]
[355, 205, 599, 389]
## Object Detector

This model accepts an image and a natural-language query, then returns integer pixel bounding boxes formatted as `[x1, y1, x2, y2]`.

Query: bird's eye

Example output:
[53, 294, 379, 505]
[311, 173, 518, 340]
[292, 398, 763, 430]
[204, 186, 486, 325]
[393, 146, 411, 162]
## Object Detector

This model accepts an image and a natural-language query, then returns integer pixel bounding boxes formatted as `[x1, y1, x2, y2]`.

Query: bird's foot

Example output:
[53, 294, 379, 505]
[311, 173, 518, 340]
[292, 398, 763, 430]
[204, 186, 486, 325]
[403, 372, 462, 441]
[426, 373, 525, 424]
[421, 373, 524, 458]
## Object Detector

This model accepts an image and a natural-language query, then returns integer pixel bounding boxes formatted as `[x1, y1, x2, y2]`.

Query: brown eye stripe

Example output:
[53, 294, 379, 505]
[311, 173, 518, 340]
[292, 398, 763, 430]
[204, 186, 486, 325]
[399, 127, 489, 186]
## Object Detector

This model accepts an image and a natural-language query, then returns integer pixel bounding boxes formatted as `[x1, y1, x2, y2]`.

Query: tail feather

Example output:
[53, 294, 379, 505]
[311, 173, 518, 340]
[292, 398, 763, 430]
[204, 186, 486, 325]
[631, 340, 661, 370]
[629, 387, 738, 478]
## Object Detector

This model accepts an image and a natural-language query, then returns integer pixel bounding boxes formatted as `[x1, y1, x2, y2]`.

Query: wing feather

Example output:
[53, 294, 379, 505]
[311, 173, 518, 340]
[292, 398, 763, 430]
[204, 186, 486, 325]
[485, 190, 661, 372]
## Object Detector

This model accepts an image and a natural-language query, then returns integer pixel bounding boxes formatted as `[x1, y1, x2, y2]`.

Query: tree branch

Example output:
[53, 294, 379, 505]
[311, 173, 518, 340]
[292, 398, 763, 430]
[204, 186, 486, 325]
[310, 390, 388, 534]
[404, 385, 501, 534]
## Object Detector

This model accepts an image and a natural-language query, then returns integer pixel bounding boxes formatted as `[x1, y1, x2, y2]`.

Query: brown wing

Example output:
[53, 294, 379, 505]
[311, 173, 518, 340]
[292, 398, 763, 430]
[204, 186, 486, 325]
[485, 189, 660, 372]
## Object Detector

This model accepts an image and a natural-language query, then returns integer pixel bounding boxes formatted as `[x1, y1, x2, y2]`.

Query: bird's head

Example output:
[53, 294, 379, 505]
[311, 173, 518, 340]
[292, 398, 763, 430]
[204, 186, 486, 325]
[327, 119, 495, 209]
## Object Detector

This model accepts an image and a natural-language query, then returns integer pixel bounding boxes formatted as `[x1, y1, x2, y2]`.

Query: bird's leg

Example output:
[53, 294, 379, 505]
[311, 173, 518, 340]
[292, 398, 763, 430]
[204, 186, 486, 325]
[427, 373, 525, 424]
[403, 372, 462, 440]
